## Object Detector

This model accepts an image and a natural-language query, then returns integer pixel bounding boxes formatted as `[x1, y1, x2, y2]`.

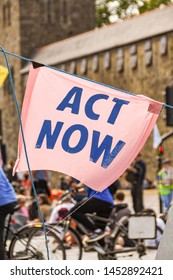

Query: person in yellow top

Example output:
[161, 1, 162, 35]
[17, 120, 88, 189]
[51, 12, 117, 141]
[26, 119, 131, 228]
[157, 158, 173, 213]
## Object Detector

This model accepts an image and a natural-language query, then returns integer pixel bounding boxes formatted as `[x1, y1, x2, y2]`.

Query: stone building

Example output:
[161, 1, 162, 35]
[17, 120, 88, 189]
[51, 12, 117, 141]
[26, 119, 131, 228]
[1, 2, 173, 181]
[0, 0, 96, 161]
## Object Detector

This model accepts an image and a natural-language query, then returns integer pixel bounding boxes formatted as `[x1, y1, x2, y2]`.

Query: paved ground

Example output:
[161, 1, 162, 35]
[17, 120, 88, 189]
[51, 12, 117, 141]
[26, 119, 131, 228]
[121, 188, 160, 215]
[82, 248, 157, 260]
[80, 188, 160, 260]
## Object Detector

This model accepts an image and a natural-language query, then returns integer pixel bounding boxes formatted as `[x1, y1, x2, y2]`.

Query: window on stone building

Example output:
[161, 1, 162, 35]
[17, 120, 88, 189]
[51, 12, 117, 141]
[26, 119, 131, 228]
[80, 58, 87, 75]
[104, 51, 111, 70]
[2, 1, 11, 27]
[144, 40, 152, 66]
[117, 48, 124, 72]
[92, 55, 99, 72]
[130, 44, 137, 69]
[160, 36, 167, 56]
[70, 61, 76, 74]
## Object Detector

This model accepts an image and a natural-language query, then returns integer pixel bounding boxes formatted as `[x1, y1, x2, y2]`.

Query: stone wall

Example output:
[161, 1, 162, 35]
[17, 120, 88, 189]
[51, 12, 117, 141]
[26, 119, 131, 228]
[20, 0, 96, 59]
[0, 0, 96, 163]
[0, 0, 22, 160]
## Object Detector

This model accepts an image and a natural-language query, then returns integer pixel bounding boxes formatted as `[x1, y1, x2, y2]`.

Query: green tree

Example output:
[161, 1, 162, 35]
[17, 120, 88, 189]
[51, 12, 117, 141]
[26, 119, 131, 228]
[96, 0, 113, 27]
[96, 0, 172, 27]
[139, 0, 171, 13]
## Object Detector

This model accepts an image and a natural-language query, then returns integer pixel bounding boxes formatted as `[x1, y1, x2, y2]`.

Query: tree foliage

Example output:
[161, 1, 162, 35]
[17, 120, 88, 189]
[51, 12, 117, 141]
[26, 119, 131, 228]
[138, 0, 171, 13]
[96, 0, 172, 27]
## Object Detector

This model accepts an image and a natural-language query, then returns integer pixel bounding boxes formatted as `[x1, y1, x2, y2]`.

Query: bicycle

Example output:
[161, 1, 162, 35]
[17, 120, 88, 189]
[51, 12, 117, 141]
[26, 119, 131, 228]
[85, 208, 147, 260]
[50, 221, 83, 260]
[47, 191, 83, 260]
[49, 191, 156, 260]
[4, 204, 66, 260]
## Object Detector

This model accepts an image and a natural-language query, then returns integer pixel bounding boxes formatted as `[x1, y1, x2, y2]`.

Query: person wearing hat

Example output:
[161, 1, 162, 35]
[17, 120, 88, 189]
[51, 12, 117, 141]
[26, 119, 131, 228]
[157, 158, 173, 213]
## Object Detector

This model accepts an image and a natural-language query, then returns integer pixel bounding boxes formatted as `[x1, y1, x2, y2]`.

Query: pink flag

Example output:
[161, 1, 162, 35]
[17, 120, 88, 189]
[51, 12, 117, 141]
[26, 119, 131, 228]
[14, 64, 163, 191]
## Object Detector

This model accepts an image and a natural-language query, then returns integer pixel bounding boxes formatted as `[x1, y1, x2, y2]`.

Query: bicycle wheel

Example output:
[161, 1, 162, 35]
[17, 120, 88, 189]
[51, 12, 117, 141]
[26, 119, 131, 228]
[52, 225, 83, 260]
[8, 224, 66, 260]
[98, 218, 137, 260]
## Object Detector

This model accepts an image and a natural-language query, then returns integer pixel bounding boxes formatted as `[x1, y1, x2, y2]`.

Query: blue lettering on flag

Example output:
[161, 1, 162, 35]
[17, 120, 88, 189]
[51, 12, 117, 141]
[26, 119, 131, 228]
[85, 94, 109, 120]
[56, 86, 82, 114]
[62, 124, 88, 153]
[35, 120, 63, 149]
[90, 131, 125, 168]
[108, 98, 130, 125]
[36, 121, 125, 168]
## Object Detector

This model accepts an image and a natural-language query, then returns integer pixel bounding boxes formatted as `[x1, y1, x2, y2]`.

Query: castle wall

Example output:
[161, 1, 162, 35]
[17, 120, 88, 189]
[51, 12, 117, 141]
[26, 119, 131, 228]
[0, 0, 96, 162]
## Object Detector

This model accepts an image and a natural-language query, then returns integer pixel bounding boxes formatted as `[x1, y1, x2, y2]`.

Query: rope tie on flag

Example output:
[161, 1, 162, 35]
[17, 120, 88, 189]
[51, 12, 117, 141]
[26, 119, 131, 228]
[0, 46, 50, 260]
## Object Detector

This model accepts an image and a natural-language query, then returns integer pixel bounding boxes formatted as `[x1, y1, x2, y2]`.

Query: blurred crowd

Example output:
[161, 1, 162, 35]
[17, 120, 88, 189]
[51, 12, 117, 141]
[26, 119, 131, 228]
[1, 152, 172, 257]
[1, 153, 170, 225]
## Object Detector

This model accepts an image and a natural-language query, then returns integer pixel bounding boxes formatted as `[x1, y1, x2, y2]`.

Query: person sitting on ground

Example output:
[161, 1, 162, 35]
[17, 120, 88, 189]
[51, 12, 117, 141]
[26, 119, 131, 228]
[10, 195, 29, 233]
[16, 194, 29, 218]
[70, 185, 114, 243]
[60, 175, 73, 191]
[28, 193, 51, 221]
[48, 192, 75, 223]
[38, 194, 52, 221]
[114, 192, 131, 222]
[108, 191, 132, 249]
[142, 208, 168, 249]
